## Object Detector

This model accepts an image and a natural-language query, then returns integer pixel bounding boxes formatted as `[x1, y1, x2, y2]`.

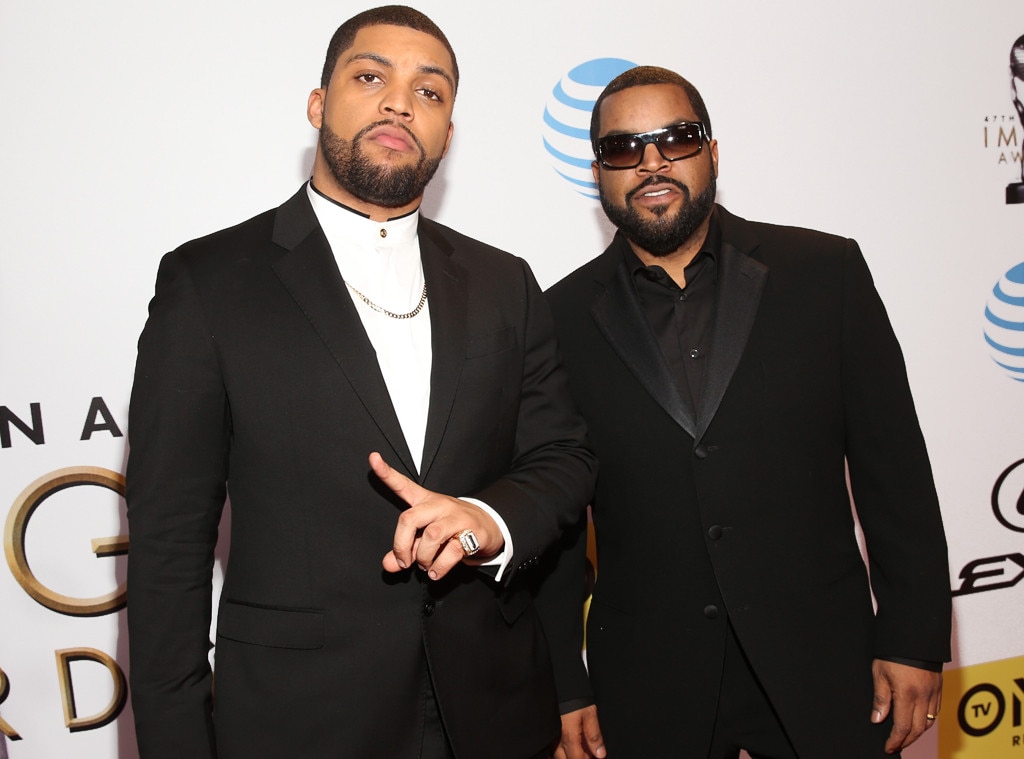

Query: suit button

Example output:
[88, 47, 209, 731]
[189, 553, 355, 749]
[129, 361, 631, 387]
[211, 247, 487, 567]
[708, 525, 723, 540]
[704, 605, 719, 619]
[422, 601, 435, 617]
[694, 445, 708, 459]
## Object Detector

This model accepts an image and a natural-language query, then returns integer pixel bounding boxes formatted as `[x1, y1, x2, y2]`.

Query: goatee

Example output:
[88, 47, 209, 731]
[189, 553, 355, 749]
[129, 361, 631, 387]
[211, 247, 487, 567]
[599, 173, 717, 257]
[319, 120, 442, 208]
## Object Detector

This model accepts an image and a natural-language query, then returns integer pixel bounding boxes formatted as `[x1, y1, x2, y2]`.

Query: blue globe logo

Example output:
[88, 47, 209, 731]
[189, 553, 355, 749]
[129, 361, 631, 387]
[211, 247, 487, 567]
[984, 261, 1024, 382]
[542, 58, 636, 198]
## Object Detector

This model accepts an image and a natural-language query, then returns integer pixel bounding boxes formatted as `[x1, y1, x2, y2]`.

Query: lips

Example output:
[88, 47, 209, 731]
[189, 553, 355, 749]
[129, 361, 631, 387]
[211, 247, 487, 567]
[364, 123, 416, 152]
[627, 176, 689, 208]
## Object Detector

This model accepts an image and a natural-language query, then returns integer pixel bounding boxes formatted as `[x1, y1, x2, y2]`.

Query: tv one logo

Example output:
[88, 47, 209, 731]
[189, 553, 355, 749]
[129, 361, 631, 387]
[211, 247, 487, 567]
[958, 678, 1024, 740]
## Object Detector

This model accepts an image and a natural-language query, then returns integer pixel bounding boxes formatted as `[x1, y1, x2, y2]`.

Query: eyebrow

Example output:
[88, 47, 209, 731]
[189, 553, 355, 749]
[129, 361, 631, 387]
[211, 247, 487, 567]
[345, 52, 455, 92]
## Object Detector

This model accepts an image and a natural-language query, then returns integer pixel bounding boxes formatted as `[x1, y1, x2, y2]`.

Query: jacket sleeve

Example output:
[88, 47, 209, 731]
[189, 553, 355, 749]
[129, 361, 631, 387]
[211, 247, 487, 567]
[531, 509, 594, 708]
[471, 258, 598, 581]
[126, 250, 228, 758]
[839, 240, 951, 663]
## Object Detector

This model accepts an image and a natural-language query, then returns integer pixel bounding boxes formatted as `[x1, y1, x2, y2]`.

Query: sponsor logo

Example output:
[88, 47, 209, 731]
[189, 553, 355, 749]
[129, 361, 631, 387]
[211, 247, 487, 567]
[940, 655, 1024, 757]
[542, 58, 636, 198]
[983, 262, 1024, 382]
[953, 458, 1024, 596]
[993, 458, 1024, 532]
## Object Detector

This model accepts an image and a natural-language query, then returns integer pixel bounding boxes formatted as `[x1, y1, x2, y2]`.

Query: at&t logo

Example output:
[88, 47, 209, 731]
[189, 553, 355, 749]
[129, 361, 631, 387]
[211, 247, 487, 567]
[984, 261, 1024, 382]
[542, 58, 635, 198]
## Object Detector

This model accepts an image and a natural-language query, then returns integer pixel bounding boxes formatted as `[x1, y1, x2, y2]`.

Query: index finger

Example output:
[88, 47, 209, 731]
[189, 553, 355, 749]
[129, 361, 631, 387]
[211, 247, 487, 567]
[369, 452, 423, 506]
[369, 452, 420, 569]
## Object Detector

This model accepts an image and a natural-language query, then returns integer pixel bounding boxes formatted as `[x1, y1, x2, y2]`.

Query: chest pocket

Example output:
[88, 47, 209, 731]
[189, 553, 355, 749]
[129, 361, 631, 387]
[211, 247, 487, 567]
[466, 326, 516, 358]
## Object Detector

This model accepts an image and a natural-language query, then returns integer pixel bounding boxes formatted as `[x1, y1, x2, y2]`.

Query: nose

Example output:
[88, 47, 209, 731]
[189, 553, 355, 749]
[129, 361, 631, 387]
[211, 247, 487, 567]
[636, 141, 669, 173]
[379, 85, 413, 120]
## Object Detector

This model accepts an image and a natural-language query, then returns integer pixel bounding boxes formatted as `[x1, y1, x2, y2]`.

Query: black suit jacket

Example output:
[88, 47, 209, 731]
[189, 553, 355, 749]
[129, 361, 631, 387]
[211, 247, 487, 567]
[126, 186, 596, 759]
[544, 206, 950, 758]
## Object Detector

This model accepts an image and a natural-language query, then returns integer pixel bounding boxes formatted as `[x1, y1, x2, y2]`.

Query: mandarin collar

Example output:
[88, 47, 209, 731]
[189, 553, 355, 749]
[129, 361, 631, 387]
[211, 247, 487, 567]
[306, 181, 419, 249]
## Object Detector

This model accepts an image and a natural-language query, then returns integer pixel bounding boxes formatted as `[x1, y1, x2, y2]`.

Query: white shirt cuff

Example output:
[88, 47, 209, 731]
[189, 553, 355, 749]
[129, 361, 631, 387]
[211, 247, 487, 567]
[460, 497, 513, 582]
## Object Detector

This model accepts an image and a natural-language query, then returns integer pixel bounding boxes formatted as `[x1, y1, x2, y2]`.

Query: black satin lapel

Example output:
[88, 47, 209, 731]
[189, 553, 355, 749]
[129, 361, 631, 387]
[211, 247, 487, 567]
[417, 226, 466, 483]
[271, 208, 416, 474]
[694, 243, 768, 443]
[593, 261, 696, 436]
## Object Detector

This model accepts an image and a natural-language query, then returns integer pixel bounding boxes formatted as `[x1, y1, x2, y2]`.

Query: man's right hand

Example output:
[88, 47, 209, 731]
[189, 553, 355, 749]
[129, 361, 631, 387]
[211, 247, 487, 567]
[370, 452, 503, 580]
[553, 705, 606, 759]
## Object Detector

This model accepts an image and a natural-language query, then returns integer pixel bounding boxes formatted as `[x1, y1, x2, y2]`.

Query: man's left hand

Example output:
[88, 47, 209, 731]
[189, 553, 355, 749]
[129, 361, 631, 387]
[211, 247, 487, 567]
[552, 706, 606, 759]
[870, 658, 942, 754]
[370, 452, 503, 580]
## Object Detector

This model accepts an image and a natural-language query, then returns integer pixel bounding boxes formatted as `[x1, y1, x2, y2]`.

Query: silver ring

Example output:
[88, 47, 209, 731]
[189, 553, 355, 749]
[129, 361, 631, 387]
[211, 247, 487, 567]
[457, 529, 481, 556]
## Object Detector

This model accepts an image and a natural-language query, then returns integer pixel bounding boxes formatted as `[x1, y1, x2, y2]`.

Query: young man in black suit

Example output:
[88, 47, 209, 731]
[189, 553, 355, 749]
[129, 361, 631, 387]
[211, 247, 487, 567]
[126, 7, 595, 758]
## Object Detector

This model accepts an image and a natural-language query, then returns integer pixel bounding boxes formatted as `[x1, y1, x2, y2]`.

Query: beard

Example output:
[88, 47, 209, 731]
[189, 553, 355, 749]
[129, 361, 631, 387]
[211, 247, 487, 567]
[319, 120, 442, 208]
[599, 171, 717, 257]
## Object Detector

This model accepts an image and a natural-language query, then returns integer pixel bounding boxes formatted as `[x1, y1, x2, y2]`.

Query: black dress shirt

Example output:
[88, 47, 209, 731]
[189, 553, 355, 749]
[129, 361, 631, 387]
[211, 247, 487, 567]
[624, 212, 721, 414]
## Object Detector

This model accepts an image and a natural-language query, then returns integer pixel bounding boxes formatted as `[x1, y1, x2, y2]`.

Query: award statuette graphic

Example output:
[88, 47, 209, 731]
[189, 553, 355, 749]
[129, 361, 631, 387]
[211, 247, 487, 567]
[1007, 35, 1024, 204]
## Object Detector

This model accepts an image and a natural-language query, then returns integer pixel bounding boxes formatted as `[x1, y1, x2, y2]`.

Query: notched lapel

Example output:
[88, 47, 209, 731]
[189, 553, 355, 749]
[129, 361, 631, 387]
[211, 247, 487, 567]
[592, 259, 696, 437]
[695, 240, 768, 443]
[418, 223, 467, 483]
[270, 191, 416, 474]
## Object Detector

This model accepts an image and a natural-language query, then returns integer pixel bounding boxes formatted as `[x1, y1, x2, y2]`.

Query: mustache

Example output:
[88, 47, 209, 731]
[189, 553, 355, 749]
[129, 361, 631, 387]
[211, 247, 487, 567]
[354, 119, 426, 155]
[626, 175, 690, 203]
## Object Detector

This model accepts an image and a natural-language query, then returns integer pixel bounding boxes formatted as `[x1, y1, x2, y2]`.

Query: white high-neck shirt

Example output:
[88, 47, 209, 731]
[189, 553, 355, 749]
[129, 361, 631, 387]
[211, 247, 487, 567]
[307, 183, 512, 578]
[308, 183, 431, 469]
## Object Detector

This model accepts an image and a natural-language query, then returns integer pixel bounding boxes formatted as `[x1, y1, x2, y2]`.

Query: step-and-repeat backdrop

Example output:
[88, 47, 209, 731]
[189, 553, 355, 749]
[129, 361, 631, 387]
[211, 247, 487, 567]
[2, 2, 1023, 757]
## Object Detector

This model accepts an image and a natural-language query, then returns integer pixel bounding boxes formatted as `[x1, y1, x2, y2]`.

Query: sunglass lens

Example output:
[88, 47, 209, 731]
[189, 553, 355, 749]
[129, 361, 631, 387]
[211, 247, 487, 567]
[600, 135, 642, 168]
[658, 124, 703, 160]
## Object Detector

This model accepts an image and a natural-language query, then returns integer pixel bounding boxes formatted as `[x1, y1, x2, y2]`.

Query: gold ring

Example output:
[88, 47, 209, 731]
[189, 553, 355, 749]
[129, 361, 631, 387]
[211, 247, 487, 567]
[926, 714, 936, 720]
[456, 529, 481, 556]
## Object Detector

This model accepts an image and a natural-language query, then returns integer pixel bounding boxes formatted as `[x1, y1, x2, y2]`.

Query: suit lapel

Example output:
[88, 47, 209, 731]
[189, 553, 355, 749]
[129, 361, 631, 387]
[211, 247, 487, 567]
[417, 220, 467, 483]
[694, 210, 768, 444]
[591, 241, 697, 437]
[270, 188, 417, 474]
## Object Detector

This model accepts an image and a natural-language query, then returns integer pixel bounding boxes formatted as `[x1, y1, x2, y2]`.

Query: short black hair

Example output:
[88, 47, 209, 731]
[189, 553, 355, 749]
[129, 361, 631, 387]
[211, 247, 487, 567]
[320, 5, 459, 94]
[590, 66, 711, 154]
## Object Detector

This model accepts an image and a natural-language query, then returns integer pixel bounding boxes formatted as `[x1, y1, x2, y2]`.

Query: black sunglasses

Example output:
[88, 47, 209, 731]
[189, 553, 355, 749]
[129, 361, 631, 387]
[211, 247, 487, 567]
[596, 121, 708, 169]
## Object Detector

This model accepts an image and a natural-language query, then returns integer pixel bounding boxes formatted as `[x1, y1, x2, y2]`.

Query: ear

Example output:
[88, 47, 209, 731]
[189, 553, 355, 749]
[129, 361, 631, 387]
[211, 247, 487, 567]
[441, 121, 454, 158]
[709, 139, 719, 178]
[591, 160, 601, 188]
[307, 88, 326, 129]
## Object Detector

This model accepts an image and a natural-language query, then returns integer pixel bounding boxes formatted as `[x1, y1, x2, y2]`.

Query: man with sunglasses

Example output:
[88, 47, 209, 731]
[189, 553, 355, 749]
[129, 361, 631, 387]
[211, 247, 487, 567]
[543, 66, 950, 759]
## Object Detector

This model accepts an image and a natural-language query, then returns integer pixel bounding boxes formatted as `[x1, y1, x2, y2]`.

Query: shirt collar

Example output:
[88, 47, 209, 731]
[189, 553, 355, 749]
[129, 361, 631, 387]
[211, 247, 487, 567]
[621, 206, 721, 278]
[307, 180, 419, 250]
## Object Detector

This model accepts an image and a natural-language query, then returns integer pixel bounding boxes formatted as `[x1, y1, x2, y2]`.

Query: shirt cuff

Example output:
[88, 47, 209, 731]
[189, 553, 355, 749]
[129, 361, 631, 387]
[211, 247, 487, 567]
[460, 497, 513, 582]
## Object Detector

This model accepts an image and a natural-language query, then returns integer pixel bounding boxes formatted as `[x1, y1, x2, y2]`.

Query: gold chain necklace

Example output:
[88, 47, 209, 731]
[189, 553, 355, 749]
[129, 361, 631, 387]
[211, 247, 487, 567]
[345, 281, 428, 319]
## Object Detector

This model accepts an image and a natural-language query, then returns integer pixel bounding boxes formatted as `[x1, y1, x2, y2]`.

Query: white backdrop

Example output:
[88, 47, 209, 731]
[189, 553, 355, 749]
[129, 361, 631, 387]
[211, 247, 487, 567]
[2, 2, 1023, 757]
